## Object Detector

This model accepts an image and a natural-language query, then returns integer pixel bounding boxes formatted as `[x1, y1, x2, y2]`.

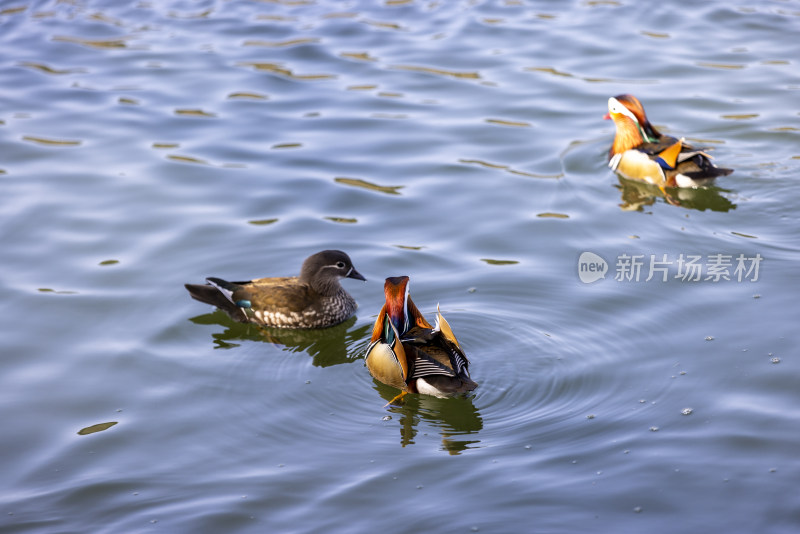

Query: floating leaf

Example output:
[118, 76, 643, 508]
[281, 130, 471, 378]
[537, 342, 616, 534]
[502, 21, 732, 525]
[481, 259, 519, 265]
[53, 35, 129, 48]
[227, 92, 268, 100]
[88, 12, 124, 26]
[78, 421, 118, 435]
[99, 259, 119, 266]
[731, 231, 757, 239]
[340, 52, 377, 62]
[335, 177, 403, 195]
[394, 245, 425, 250]
[537, 212, 569, 218]
[363, 20, 404, 30]
[174, 108, 216, 117]
[1, 6, 27, 15]
[238, 62, 336, 80]
[325, 216, 358, 224]
[486, 118, 531, 128]
[394, 65, 480, 79]
[118, 97, 139, 105]
[248, 218, 279, 226]
[167, 154, 208, 165]
[697, 62, 746, 70]
[641, 31, 670, 39]
[526, 66, 573, 78]
[271, 143, 302, 149]
[18, 61, 86, 75]
[152, 142, 179, 149]
[721, 113, 759, 120]
[22, 135, 81, 146]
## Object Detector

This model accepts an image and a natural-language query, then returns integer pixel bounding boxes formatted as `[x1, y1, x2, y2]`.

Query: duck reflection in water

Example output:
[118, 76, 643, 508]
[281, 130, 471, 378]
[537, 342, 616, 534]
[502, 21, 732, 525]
[375, 383, 483, 454]
[189, 312, 368, 367]
[615, 176, 737, 213]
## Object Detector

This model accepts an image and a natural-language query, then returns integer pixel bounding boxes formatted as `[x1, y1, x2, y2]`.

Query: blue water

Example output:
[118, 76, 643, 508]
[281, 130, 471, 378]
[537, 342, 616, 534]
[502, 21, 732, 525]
[2, 1, 799, 533]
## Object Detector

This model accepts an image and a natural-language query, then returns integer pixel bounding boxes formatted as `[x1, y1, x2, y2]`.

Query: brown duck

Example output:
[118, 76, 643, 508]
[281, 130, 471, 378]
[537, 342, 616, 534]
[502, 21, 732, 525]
[185, 250, 365, 329]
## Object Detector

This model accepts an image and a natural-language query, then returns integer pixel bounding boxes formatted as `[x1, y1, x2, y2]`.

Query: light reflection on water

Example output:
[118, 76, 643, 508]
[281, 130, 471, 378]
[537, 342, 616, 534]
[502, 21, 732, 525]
[2, 0, 800, 532]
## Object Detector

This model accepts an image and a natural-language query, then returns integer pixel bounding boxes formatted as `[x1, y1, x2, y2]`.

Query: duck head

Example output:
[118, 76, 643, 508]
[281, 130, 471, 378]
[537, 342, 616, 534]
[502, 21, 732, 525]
[608, 94, 661, 141]
[605, 96, 648, 157]
[299, 249, 366, 296]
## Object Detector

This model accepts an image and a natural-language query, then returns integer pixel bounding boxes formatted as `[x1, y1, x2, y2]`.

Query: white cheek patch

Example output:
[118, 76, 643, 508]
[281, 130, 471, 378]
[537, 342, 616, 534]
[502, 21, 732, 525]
[608, 97, 638, 123]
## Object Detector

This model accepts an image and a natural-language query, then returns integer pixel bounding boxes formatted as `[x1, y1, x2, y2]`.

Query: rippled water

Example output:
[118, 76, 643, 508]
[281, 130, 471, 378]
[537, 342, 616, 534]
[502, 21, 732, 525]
[2, 1, 799, 533]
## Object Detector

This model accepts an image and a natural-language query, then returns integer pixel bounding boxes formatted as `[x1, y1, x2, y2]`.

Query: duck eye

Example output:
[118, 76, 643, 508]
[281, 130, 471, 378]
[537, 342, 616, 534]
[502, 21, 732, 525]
[336, 261, 346, 269]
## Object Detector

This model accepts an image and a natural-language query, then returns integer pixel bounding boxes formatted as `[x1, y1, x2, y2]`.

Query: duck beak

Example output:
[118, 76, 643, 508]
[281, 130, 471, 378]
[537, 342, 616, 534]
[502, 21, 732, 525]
[603, 112, 611, 120]
[347, 267, 366, 281]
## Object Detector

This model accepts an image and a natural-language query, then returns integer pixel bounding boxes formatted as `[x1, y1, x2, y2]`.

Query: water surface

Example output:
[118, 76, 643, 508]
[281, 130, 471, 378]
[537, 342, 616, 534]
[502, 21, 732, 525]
[2, 1, 799, 533]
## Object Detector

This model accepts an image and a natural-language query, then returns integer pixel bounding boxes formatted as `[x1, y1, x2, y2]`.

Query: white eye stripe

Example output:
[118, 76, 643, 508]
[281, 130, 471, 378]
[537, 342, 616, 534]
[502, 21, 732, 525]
[608, 97, 638, 123]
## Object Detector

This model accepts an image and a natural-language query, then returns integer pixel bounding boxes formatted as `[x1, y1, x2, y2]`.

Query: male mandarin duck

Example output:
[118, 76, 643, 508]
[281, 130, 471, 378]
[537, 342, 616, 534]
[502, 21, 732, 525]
[605, 94, 733, 188]
[365, 276, 477, 402]
[185, 249, 365, 329]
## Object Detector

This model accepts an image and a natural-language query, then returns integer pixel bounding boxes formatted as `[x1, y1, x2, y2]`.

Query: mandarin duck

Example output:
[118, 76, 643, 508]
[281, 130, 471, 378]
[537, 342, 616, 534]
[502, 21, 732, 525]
[605, 94, 733, 188]
[365, 276, 477, 402]
[185, 250, 365, 329]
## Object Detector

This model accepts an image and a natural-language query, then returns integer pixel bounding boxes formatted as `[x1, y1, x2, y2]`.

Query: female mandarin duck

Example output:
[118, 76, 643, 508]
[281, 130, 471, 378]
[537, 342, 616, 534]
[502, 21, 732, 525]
[365, 276, 477, 402]
[605, 94, 733, 188]
[185, 250, 365, 329]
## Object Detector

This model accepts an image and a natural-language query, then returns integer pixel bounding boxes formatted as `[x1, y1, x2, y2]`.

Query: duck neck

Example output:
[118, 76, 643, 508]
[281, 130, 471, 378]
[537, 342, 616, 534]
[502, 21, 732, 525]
[300, 263, 341, 297]
[612, 115, 645, 155]
[384, 286, 410, 340]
